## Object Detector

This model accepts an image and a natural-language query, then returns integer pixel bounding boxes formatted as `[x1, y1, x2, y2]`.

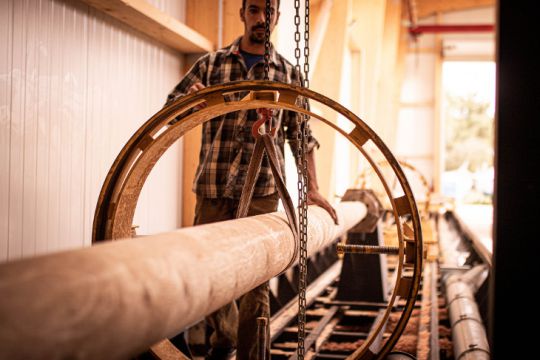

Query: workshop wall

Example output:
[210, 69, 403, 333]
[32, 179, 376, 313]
[0, 0, 185, 261]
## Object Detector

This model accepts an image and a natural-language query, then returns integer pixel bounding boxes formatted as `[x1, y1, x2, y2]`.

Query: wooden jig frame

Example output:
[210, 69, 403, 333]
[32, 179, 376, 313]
[92, 80, 423, 360]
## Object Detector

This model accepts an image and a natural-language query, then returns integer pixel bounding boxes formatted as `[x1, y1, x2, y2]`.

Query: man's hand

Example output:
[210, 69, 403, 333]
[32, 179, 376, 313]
[188, 82, 207, 110]
[188, 82, 205, 94]
[307, 189, 339, 225]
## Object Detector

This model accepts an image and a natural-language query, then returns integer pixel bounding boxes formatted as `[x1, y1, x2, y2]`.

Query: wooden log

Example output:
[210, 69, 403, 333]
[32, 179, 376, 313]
[0, 202, 366, 360]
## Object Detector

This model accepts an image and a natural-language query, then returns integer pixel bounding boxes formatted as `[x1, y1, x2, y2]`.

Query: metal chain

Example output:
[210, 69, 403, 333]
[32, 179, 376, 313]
[264, 0, 271, 80]
[294, 0, 301, 76]
[294, 0, 310, 359]
[293, 1, 304, 355]
[304, 0, 310, 88]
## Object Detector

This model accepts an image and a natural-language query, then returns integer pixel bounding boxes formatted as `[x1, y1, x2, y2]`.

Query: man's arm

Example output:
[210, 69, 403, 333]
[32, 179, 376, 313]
[164, 56, 209, 125]
[165, 55, 209, 106]
[305, 149, 339, 224]
[282, 96, 338, 223]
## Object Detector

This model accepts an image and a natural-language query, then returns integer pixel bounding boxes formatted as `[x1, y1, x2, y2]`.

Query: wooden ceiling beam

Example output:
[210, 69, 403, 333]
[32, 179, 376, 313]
[415, 0, 495, 19]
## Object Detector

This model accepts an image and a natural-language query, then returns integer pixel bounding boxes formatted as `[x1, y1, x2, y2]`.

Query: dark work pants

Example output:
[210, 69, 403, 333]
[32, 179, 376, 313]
[194, 193, 279, 360]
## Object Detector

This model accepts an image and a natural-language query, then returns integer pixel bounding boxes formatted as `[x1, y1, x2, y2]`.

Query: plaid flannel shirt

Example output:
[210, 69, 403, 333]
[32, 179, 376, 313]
[166, 37, 319, 199]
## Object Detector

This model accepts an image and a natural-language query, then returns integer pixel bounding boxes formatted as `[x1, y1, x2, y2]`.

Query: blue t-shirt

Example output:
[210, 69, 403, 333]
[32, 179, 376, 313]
[240, 50, 264, 70]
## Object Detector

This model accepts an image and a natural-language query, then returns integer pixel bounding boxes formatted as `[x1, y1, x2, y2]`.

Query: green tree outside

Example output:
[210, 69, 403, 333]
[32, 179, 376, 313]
[445, 93, 494, 172]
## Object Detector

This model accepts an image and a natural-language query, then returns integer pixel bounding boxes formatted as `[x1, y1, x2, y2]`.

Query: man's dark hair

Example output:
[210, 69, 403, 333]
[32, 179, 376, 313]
[242, 0, 280, 10]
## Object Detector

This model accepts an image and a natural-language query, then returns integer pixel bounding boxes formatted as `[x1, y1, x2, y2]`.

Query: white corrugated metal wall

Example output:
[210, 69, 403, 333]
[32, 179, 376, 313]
[0, 0, 186, 261]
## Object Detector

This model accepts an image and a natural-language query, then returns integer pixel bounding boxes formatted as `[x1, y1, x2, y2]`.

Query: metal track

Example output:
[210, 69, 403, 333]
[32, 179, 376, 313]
[266, 212, 489, 360]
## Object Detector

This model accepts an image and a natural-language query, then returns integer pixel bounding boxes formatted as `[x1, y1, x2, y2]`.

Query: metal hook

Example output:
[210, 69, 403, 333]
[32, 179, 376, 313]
[252, 108, 277, 138]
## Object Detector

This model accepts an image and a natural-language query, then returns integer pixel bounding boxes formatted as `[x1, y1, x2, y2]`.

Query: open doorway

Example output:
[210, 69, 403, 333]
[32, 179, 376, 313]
[440, 61, 496, 205]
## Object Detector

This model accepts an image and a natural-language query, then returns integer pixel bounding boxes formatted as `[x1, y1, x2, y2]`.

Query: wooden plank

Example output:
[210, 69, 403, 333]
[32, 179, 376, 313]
[79, 0, 214, 53]
[150, 339, 191, 360]
[181, 2, 220, 227]
[309, 0, 333, 73]
[186, 0, 219, 45]
[349, 0, 389, 199]
[181, 125, 201, 228]
[350, 0, 387, 128]
[397, 276, 413, 297]
[417, 0, 495, 19]
[375, 0, 403, 147]
[394, 195, 412, 216]
[222, 0, 244, 46]
[432, 14, 443, 195]
[453, 205, 492, 266]
[416, 261, 438, 360]
[309, 0, 349, 200]
[349, 49, 362, 184]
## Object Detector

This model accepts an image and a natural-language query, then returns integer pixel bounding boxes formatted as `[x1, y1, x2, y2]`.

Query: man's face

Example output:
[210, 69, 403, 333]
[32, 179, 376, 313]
[240, 0, 280, 44]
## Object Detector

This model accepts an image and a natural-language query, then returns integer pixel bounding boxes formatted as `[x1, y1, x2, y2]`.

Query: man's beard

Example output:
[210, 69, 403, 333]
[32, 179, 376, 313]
[249, 33, 265, 44]
[249, 25, 266, 44]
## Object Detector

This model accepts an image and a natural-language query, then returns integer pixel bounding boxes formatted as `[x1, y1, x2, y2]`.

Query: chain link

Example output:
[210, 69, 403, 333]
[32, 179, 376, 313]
[294, 0, 301, 76]
[264, 0, 271, 80]
[294, 0, 310, 359]
[304, 0, 310, 88]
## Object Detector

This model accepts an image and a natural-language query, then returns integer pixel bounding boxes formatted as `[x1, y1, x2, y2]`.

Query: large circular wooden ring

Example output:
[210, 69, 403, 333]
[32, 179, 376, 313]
[356, 159, 432, 217]
[92, 80, 423, 360]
